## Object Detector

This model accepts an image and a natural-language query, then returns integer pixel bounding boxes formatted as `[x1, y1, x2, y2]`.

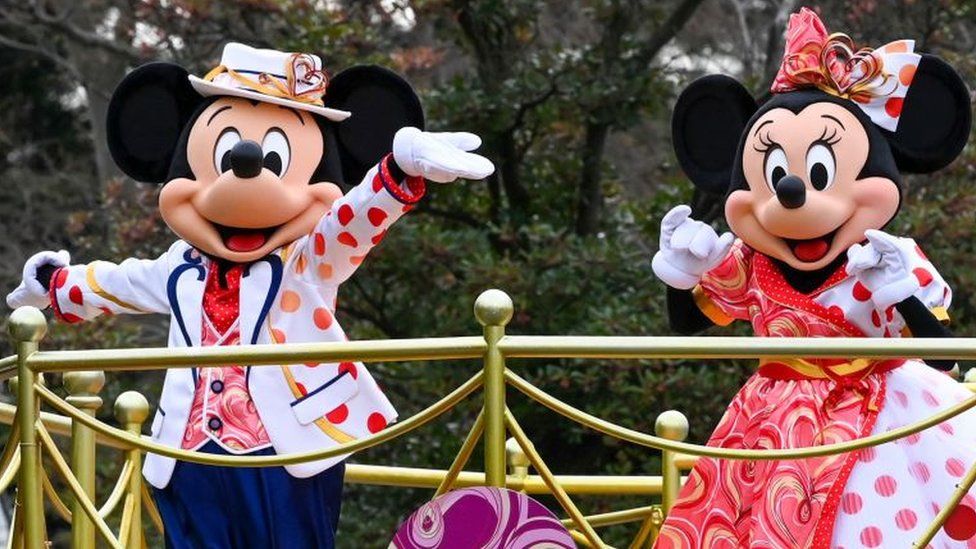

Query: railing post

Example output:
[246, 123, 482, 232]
[115, 391, 149, 549]
[474, 289, 514, 487]
[655, 410, 689, 516]
[505, 437, 529, 491]
[64, 371, 105, 549]
[9, 306, 48, 549]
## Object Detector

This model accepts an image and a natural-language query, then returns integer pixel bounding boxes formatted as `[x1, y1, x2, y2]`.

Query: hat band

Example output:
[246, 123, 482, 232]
[203, 52, 329, 107]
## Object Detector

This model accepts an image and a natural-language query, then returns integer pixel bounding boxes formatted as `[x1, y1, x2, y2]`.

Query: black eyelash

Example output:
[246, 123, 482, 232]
[753, 131, 779, 153]
[815, 126, 842, 146]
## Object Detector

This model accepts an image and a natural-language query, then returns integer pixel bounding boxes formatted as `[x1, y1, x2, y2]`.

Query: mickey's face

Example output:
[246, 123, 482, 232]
[726, 101, 900, 271]
[159, 97, 342, 263]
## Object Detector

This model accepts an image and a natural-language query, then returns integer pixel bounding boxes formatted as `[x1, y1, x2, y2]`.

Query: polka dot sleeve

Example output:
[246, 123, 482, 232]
[896, 238, 952, 326]
[49, 242, 182, 323]
[303, 154, 425, 287]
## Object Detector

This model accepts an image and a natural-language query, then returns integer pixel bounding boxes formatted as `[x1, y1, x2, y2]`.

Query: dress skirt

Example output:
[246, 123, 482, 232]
[655, 361, 976, 548]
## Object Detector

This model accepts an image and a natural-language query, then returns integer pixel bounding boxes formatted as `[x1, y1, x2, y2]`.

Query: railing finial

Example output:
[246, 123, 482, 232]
[474, 289, 513, 327]
[655, 410, 689, 442]
[8, 306, 47, 343]
[64, 371, 106, 397]
[656, 410, 689, 516]
[114, 391, 150, 426]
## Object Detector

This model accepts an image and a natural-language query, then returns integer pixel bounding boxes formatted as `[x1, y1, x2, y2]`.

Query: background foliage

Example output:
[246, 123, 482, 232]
[2, 0, 976, 545]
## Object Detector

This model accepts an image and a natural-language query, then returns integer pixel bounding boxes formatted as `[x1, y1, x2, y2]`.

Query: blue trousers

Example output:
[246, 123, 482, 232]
[152, 441, 344, 549]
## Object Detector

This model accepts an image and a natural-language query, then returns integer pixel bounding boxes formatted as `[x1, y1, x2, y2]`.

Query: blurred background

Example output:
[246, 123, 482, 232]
[2, 0, 976, 545]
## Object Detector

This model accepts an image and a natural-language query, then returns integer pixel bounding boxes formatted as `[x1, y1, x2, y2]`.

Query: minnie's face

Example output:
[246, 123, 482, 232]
[726, 101, 900, 271]
[159, 97, 342, 263]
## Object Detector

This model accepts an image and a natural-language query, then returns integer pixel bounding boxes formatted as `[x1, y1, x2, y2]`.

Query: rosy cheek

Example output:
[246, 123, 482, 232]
[833, 177, 899, 239]
[852, 177, 900, 218]
[725, 190, 755, 227]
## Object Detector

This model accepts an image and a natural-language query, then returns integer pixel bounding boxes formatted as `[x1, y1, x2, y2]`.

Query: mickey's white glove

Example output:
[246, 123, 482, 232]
[6, 250, 70, 309]
[393, 127, 495, 183]
[846, 230, 919, 310]
[652, 205, 735, 290]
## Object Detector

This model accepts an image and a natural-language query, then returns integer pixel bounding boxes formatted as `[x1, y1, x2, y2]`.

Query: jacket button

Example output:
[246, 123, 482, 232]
[210, 380, 224, 393]
[208, 417, 222, 431]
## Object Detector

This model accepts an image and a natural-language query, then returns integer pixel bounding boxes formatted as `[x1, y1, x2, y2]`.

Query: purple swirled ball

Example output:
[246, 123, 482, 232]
[390, 487, 575, 548]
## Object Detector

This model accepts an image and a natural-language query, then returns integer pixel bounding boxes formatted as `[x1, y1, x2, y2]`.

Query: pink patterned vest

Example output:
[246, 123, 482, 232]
[181, 264, 271, 453]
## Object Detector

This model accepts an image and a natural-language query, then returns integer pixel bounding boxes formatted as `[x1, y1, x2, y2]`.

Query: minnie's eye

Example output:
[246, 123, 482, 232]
[763, 147, 789, 192]
[262, 129, 290, 177]
[213, 129, 241, 174]
[806, 143, 835, 191]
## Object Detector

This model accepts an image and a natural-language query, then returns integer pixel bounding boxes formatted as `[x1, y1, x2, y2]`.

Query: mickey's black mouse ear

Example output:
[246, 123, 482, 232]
[672, 75, 758, 194]
[886, 54, 972, 174]
[106, 62, 203, 183]
[324, 65, 424, 185]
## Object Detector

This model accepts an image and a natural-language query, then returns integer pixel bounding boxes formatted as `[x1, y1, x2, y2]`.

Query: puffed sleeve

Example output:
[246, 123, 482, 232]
[899, 238, 952, 326]
[693, 240, 756, 326]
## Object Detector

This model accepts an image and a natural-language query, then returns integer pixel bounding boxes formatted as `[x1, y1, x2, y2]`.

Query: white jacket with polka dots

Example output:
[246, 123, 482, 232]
[48, 157, 423, 488]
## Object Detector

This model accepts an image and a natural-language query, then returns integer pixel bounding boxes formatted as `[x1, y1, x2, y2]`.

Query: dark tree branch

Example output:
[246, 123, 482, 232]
[575, 0, 707, 236]
[30, 2, 144, 62]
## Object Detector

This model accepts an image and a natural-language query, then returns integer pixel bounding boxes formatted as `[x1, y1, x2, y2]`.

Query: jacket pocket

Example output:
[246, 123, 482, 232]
[290, 371, 359, 426]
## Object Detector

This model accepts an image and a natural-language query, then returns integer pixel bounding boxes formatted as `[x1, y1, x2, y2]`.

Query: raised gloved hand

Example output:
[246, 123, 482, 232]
[6, 250, 70, 309]
[393, 127, 495, 183]
[652, 205, 735, 290]
[846, 229, 920, 310]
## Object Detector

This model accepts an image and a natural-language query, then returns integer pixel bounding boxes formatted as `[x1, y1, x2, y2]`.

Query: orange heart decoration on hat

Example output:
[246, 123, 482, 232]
[288, 53, 328, 99]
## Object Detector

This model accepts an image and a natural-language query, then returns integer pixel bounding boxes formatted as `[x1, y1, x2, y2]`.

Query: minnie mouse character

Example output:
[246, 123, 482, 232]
[5, 43, 493, 548]
[652, 9, 976, 548]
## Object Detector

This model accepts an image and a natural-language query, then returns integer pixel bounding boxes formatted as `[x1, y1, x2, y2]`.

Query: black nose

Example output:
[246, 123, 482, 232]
[230, 140, 264, 178]
[775, 175, 806, 209]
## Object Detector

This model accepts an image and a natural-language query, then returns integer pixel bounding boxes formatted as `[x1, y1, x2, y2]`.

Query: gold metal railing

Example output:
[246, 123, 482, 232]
[0, 288, 975, 548]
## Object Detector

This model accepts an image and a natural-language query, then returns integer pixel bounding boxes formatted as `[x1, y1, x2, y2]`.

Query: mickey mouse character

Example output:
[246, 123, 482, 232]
[652, 9, 976, 548]
[6, 43, 493, 548]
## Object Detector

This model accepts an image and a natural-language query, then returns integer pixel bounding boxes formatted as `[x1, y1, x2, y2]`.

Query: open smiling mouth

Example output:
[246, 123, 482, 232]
[214, 223, 281, 253]
[783, 229, 838, 263]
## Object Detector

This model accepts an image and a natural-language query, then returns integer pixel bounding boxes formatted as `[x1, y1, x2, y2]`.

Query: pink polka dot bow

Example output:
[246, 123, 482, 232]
[771, 7, 921, 132]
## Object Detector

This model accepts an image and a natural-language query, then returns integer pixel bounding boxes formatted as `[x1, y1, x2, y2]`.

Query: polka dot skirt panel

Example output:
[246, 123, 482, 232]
[832, 361, 976, 548]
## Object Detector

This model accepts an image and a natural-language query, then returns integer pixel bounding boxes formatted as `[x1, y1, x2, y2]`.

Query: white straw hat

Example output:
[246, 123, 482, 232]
[188, 42, 351, 121]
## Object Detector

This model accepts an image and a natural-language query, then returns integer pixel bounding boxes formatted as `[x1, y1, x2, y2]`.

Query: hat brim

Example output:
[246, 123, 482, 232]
[188, 75, 351, 122]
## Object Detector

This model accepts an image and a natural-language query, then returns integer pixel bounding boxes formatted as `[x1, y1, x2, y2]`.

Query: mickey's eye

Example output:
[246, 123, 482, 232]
[262, 129, 290, 177]
[806, 143, 835, 191]
[763, 147, 789, 192]
[213, 129, 241, 174]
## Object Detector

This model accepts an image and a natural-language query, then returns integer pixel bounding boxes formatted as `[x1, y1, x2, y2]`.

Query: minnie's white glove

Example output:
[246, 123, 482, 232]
[846, 230, 919, 310]
[652, 205, 735, 290]
[6, 250, 70, 309]
[393, 127, 495, 183]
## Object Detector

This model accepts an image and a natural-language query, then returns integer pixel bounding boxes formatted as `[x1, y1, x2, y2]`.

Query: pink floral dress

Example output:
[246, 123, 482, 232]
[655, 240, 976, 548]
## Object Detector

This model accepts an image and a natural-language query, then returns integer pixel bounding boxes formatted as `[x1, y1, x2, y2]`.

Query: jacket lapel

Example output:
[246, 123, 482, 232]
[240, 253, 284, 346]
[167, 249, 207, 348]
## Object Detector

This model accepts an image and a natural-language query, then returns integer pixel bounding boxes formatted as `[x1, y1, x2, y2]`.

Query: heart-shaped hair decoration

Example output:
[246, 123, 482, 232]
[820, 35, 888, 102]
[771, 8, 921, 131]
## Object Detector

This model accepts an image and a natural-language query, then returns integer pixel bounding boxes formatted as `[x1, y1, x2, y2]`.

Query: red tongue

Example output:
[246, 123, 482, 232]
[226, 231, 267, 252]
[793, 239, 829, 262]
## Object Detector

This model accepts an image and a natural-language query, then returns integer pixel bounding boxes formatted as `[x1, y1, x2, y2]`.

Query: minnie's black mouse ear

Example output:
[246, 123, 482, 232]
[324, 65, 424, 185]
[672, 75, 758, 194]
[106, 62, 203, 183]
[886, 54, 972, 174]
